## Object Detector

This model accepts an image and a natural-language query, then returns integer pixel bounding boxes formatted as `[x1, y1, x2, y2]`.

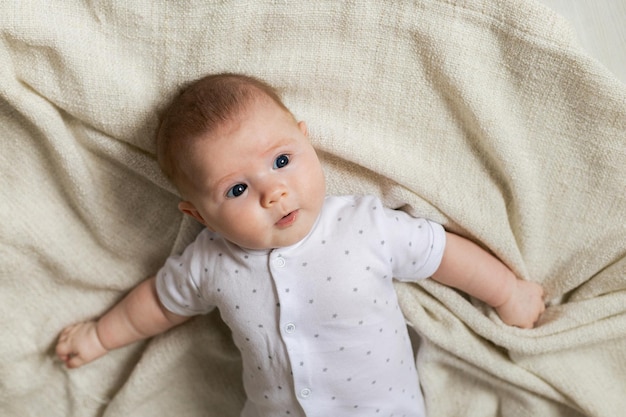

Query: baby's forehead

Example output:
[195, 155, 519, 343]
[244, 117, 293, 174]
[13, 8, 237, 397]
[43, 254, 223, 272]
[183, 94, 294, 151]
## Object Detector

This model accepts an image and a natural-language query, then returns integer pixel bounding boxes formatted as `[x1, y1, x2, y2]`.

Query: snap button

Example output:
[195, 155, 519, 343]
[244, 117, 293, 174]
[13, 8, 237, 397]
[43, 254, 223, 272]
[274, 257, 286, 268]
[285, 323, 296, 333]
[300, 388, 311, 398]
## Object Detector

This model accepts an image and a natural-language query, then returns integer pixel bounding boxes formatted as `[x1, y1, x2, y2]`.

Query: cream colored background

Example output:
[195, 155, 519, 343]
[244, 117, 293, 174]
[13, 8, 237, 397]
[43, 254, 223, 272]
[538, 0, 626, 83]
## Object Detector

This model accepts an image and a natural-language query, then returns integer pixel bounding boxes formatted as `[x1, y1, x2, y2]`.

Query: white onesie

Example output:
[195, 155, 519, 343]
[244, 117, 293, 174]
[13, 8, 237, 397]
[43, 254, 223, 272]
[156, 195, 446, 417]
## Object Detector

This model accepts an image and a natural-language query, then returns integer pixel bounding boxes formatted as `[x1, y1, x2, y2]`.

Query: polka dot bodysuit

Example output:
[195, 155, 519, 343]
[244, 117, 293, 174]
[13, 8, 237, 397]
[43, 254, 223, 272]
[156, 195, 446, 417]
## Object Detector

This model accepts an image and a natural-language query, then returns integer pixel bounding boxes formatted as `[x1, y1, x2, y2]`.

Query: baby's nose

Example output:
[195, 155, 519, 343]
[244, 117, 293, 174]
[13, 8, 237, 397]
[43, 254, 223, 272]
[261, 184, 287, 207]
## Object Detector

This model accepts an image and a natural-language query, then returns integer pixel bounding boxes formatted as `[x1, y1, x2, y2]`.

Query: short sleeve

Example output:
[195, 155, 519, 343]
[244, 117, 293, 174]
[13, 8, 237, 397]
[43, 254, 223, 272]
[376, 201, 446, 282]
[155, 231, 217, 316]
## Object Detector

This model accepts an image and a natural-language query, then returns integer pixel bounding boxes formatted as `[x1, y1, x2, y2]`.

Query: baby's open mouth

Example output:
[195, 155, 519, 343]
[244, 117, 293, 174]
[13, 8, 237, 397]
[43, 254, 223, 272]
[276, 210, 298, 227]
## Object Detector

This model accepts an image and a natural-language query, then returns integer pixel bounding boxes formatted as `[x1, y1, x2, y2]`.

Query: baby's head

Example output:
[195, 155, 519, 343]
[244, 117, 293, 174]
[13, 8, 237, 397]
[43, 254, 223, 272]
[157, 73, 289, 186]
[156, 73, 326, 250]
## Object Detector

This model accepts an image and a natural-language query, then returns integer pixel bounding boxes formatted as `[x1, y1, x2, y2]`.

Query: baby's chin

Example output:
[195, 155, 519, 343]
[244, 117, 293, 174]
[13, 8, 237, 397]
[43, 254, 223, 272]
[239, 227, 313, 251]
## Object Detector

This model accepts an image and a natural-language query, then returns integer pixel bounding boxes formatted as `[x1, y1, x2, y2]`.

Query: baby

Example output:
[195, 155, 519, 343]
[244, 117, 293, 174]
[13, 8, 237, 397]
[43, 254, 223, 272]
[56, 73, 545, 417]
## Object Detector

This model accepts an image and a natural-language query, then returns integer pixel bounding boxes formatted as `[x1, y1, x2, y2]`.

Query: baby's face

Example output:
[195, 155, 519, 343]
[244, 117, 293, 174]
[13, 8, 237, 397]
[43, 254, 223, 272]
[179, 99, 326, 250]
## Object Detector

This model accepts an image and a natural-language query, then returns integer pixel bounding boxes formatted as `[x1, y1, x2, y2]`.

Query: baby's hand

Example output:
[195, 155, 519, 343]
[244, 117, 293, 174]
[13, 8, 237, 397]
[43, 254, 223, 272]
[495, 279, 545, 329]
[56, 321, 108, 368]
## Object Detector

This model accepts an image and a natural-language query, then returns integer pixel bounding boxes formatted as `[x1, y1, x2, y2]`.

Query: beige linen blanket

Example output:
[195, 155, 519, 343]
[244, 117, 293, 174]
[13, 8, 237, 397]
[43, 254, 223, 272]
[1, 0, 625, 416]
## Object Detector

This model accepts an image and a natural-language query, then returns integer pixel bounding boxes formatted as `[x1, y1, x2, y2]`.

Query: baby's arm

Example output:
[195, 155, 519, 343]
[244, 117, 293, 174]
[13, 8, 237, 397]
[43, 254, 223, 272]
[56, 276, 190, 368]
[432, 232, 545, 328]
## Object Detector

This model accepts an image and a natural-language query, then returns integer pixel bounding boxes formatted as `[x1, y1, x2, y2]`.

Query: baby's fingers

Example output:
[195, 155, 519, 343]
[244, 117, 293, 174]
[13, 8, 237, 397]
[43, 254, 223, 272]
[65, 352, 87, 368]
[55, 328, 73, 358]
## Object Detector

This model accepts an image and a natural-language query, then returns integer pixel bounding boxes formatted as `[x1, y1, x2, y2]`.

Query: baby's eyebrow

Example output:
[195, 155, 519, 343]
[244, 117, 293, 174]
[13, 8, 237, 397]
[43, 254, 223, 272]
[262, 137, 294, 154]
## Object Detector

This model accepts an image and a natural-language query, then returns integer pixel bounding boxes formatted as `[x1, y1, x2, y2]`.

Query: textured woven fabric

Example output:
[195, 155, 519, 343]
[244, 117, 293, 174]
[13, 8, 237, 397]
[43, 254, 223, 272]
[1, 1, 625, 416]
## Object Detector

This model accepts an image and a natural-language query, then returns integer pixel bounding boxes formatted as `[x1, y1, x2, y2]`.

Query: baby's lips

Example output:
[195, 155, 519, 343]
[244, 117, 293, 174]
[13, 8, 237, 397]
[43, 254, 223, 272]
[276, 210, 298, 227]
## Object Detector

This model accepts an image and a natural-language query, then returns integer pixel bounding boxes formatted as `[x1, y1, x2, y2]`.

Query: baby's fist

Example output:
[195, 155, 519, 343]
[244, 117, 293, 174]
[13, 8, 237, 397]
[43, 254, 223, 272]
[495, 279, 545, 328]
[56, 321, 108, 368]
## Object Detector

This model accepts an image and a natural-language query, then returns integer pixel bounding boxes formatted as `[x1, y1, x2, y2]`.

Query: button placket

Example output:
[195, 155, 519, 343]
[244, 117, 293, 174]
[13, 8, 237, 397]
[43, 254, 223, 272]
[271, 251, 313, 406]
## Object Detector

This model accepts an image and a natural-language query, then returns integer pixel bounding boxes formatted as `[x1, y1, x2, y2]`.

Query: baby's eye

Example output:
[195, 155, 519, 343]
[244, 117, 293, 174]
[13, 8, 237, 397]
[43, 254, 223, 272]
[273, 154, 290, 169]
[226, 183, 247, 198]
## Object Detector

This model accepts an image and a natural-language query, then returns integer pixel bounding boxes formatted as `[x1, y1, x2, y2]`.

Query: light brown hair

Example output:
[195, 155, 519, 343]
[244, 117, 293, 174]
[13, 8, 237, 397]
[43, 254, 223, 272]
[156, 73, 290, 191]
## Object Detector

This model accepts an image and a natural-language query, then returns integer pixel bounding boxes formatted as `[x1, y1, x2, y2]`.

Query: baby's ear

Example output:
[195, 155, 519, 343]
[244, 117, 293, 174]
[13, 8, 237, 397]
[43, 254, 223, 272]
[178, 201, 210, 229]
[298, 121, 308, 137]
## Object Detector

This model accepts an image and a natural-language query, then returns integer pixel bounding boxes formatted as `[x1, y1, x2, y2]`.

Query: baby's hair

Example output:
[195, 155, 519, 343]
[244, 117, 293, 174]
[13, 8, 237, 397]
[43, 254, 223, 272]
[156, 73, 290, 190]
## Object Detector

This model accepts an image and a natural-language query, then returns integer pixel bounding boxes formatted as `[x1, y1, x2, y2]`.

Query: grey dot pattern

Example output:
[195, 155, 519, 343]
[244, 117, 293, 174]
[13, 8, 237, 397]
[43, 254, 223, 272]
[156, 195, 444, 417]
